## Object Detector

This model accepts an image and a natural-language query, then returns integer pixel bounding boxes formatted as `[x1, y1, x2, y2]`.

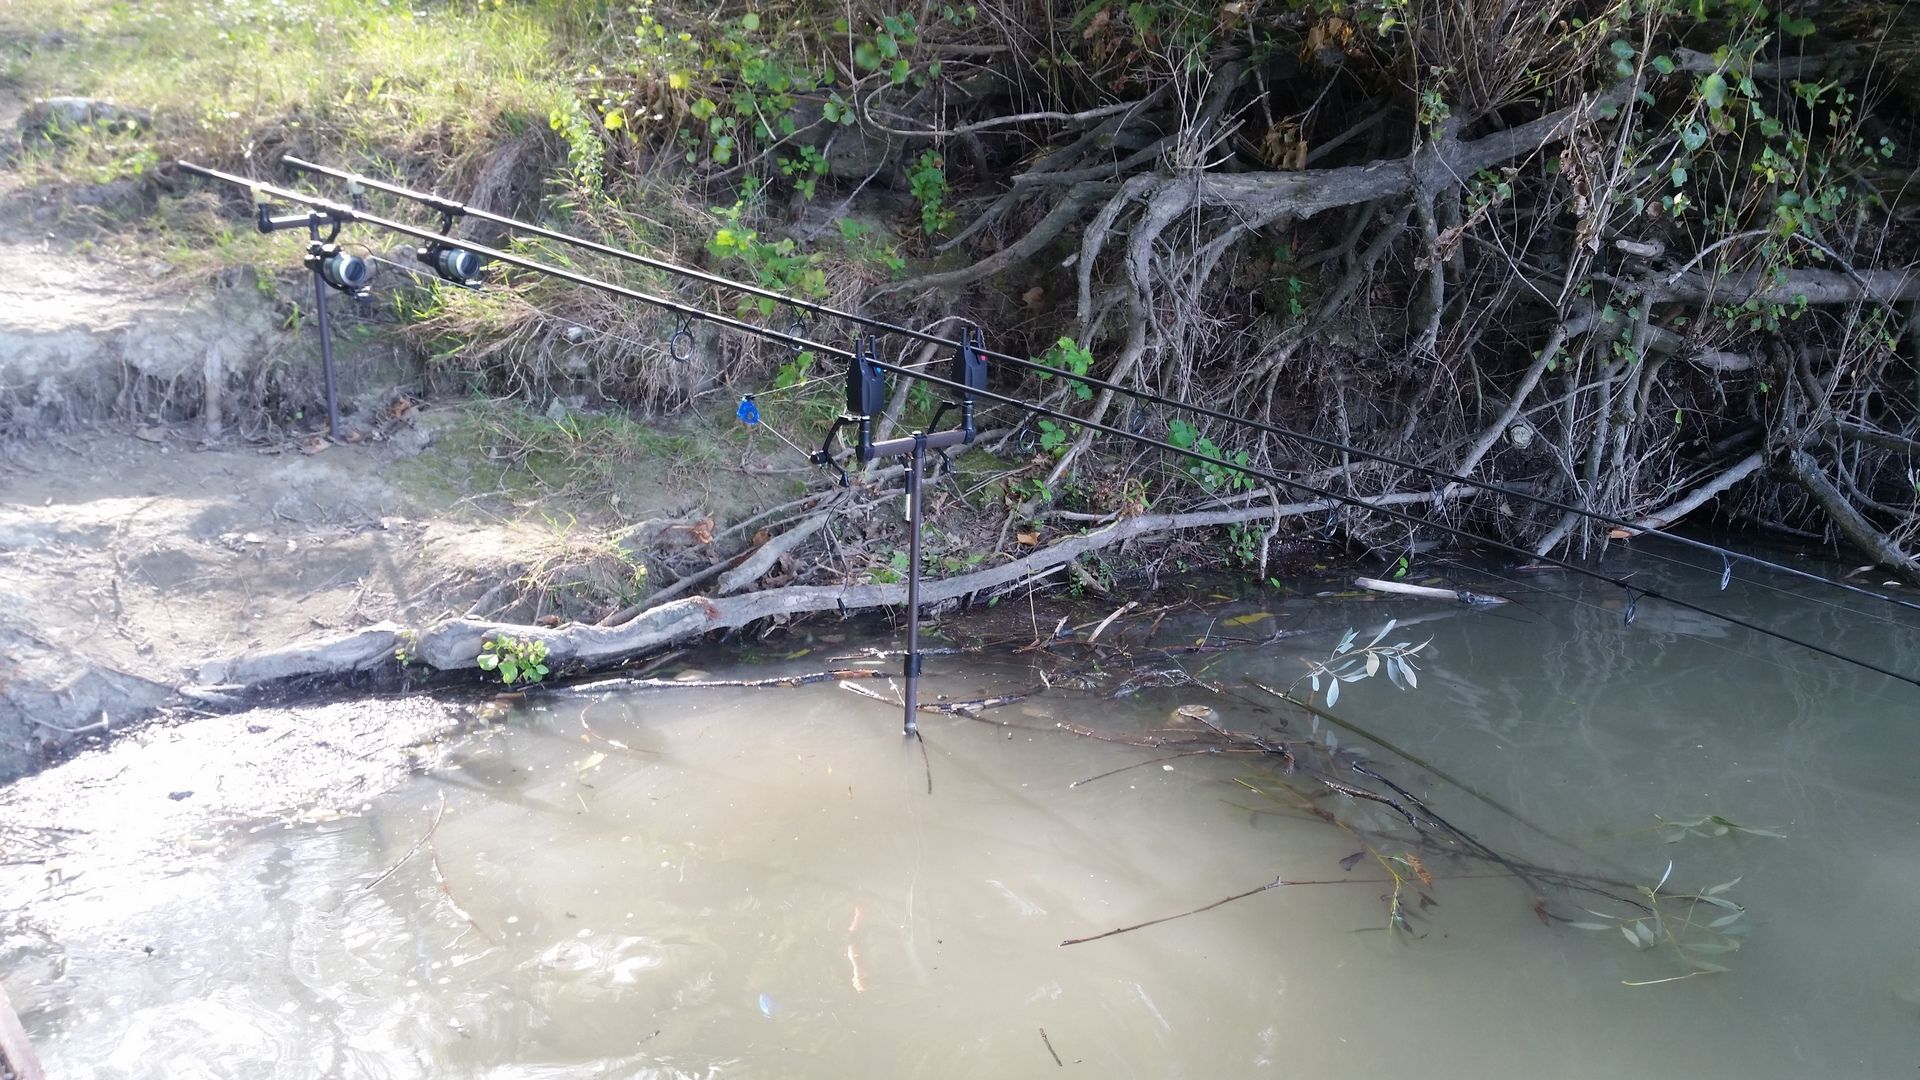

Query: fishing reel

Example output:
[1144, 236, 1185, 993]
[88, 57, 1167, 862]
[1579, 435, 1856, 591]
[305, 242, 373, 300]
[415, 207, 482, 287]
[254, 194, 373, 302]
[416, 241, 482, 287]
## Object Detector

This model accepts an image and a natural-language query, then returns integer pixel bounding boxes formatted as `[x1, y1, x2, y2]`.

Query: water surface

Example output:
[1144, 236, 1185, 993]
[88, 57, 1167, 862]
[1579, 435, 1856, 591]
[7, 553, 1919, 1077]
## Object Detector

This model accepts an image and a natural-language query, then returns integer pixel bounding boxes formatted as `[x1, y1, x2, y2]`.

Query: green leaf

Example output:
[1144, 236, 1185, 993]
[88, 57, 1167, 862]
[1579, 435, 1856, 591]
[853, 41, 880, 70]
[1651, 54, 1675, 75]
[891, 59, 910, 85]
[1609, 39, 1635, 61]
[501, 659, 520, 683]
[1670, 164, 1687, 187]
[1779, 13, 1815, 37]
[477, 653, 499, 670]
[741, 11, 760, 30]
[1700, 72, 1727, 110]
[1621, 925, 1641, 947]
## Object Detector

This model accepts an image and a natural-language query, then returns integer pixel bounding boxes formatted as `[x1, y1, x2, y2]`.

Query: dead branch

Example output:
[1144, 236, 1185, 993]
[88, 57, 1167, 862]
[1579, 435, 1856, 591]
[1624, 450, 1765, 531]
[409, 487, 1471, 674]
[878, 181, 1118, 296]
[716, 512, 831, 595]
[1353, 577, 1509, 605]
[1777, 450, 1920, 585]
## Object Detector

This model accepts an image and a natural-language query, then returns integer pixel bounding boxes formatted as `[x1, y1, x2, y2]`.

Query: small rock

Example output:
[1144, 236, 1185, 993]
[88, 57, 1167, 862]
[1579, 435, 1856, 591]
[168, 790, 193, 801]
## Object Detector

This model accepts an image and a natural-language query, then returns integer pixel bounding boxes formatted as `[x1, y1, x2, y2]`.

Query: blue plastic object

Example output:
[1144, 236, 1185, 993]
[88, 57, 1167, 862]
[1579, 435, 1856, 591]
[737, 396, 761, 426]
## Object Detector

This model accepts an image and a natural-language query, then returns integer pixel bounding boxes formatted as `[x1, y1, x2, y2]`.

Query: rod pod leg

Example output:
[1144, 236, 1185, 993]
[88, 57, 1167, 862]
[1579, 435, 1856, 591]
[902, 433, 927, 737]
[311, 266, 342, 439]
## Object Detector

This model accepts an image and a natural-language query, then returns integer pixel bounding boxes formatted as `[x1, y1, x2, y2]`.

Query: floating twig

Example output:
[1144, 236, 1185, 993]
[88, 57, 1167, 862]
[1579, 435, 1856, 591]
[1040, 1027, 1064, 1067]
[362, 792, 446, 893]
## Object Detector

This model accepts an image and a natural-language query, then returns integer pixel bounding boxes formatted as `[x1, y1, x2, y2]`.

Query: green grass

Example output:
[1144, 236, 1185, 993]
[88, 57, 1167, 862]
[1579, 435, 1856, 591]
[388, 398, 738, 523]
[2, 0, 581, 177]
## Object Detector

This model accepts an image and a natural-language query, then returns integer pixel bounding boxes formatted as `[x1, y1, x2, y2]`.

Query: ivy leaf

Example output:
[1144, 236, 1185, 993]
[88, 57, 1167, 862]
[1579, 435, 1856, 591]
[1670, 164, 1687, 187]
[1778, 13, 1815, 37]
[1650, 54, 1674, 76]
[1700, 72, 1727, 110]
[891, 58, 910, 85]
[853, 41, 880, 70]
[741, 11, 760, 30]
[1609, 39, 1635, 61]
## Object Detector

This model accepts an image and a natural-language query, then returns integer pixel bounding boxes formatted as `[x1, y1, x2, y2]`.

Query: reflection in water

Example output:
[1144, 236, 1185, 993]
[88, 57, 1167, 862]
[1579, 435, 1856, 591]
[8, 551, 1920, 1078]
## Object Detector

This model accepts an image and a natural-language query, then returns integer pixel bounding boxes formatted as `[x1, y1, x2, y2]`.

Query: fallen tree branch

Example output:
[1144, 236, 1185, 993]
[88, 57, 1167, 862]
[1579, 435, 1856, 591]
[716, 512, 831, 595]
[1643, 268, 1920, 306]
[1353, 577, 1509, 605]
[1776, 449, 1920, 585]
[411, 488, 1472, 673]
[1623, 450, 1765, 532]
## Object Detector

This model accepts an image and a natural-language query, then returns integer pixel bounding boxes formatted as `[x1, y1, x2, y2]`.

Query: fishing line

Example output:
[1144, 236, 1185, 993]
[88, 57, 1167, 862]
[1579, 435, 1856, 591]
[176, 161, 1920, 690]
[282, 155, 1920, 621]
[1619, 538, 1918, 630]
[1440, 559, 1852, 693]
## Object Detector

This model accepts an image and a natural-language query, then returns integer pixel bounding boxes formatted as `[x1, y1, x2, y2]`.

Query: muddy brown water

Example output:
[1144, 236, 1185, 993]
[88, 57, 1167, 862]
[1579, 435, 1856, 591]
[4, 553, 1919, 1078]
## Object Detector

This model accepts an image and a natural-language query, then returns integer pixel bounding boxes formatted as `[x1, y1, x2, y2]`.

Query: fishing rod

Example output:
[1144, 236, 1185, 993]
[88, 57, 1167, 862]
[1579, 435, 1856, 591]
[281, 154, 1920, 620]
[175, 160, 1920, 692]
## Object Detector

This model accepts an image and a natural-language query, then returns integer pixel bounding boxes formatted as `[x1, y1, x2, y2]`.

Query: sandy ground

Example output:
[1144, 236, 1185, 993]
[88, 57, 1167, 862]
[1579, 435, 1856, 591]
[0, 425, 543, 771]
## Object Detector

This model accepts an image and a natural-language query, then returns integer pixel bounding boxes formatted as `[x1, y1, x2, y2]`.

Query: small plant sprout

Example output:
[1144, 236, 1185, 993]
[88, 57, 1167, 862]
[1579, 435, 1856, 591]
[393, 629, 419, 666]
[477, 635, 551, 686]
[1565, 860, 1753, 985]
[1294, 619, 1430, 709]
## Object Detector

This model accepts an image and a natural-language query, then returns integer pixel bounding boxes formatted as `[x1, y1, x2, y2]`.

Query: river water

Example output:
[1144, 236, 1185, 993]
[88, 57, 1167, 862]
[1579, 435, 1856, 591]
[5, 550, 1919, 1078]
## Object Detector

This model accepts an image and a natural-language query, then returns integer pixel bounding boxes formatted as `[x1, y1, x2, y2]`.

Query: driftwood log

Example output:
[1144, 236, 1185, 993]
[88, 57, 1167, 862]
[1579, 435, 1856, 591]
[190, 488, 1472, 690]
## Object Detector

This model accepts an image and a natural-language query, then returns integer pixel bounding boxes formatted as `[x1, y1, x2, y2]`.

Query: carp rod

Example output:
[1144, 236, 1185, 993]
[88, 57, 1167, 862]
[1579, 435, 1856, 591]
[282, 154, 1920, 622]
[175, 159, 1920, 692]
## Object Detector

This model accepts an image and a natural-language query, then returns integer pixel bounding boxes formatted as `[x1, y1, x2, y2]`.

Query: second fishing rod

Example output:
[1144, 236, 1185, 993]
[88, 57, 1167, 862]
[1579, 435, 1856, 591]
[282, 154, 1920, 621]
[177, 159, 1920, 690]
